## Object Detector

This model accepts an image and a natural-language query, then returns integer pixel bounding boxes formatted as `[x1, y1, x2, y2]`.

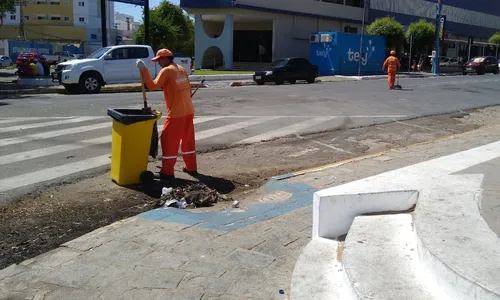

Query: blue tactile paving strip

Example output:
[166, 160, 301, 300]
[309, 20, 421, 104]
[137, 174, 316, 231]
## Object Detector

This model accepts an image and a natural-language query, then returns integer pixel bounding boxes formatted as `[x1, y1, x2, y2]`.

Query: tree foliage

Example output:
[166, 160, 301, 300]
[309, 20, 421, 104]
[0, 0, 16, 16]
[489, 32, 500, 46]
[406, 19, 435, 53]
[366, 17, 405, 51]
[135, 0, 194, 56]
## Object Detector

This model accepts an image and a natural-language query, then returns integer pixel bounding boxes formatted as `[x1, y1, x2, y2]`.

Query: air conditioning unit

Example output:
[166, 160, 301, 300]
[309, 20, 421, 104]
[310, 34, 320, 43]
[320, 34, 332, 43]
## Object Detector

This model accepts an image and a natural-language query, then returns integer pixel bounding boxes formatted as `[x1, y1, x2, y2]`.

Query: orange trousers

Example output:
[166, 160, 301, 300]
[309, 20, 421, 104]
[387, 71, 396, 88]
[160, 114, 197, 176]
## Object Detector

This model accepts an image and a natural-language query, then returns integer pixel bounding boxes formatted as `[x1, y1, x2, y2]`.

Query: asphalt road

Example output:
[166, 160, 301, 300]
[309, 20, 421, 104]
[1, 74, 500, 203]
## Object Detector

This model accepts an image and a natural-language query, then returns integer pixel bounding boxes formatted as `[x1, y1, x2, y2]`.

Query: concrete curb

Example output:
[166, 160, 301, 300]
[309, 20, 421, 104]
[334, 72, 463, 81]
[189, 74, 253, 81]
[291, 140, 500, 299]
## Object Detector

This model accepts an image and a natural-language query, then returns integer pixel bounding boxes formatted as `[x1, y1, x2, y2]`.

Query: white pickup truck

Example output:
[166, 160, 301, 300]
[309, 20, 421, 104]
[43, 51, 77, 65]
[52, 45, 192, 94]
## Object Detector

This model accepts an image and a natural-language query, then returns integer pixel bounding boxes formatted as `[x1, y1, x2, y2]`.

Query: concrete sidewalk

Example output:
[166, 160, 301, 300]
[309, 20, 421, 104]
[2, 122, 500, 299]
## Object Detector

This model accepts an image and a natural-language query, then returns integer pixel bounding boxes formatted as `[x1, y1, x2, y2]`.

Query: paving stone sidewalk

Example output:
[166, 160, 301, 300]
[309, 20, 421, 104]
[2, 124, 500, 300]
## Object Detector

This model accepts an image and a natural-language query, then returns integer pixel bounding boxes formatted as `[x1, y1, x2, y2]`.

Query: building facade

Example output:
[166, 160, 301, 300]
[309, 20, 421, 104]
[0, 0, 114, 51]
[180, 0, 500, 69]
[114, 12, 140, 44]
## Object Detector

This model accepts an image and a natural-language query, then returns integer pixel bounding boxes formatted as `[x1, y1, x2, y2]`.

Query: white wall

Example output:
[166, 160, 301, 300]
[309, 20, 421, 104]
[2, 5, 20, 25]
[273, 14, 349, 60]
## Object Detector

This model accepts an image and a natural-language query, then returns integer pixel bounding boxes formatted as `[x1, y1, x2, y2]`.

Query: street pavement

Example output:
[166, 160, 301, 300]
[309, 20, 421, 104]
[1, 74, 500, 204]
[1, 114, 500, 300]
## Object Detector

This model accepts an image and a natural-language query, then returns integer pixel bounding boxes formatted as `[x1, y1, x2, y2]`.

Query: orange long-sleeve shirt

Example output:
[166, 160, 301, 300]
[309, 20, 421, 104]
[383, 56, 401, 73]
[141, 64, 194, 118]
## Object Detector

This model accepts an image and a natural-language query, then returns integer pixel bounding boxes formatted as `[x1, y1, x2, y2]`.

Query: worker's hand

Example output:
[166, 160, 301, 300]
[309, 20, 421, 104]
[136, 59, 147, 70]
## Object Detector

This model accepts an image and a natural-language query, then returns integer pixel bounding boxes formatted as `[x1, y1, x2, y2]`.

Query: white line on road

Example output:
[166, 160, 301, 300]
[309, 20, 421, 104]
[237, 117, 337, 144]
[0, 136, 111, 166]
[0, 117, 73, 125]
[196, 117, 278, 140]
[0, 116, 105, 133]
[218, 115, 408, 118]
[0, 122, 110, 148]
[0, 155, 110, 193]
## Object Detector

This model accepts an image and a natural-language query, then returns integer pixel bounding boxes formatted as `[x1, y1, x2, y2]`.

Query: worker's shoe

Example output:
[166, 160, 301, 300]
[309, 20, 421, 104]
[182, 168, 199, 177]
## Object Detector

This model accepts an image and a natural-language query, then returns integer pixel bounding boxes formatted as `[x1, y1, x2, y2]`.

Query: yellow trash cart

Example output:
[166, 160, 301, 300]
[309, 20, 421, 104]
[107, 108, 162, 186]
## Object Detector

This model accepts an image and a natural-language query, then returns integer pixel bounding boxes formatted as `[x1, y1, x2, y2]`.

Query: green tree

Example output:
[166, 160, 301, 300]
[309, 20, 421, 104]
[0, 0, 16, 16]
[489, 32, 500, 46]
[135, 0, 194, 56]
[366, 17, 405, 52]
[406, 19, 435, 53]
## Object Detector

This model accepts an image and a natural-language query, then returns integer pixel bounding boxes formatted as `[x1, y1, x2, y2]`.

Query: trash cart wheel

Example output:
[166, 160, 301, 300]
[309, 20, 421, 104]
[140, 171, 155, 184]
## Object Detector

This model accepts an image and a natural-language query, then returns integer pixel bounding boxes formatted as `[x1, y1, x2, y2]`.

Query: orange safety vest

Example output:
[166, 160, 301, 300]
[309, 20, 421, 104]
[383, 56, 401, 73]
[141, 63, 194, 118]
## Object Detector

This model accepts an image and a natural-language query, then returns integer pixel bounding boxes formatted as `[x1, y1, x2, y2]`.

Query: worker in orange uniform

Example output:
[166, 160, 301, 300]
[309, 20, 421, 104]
[136, 49, 197, 182]
[382, 50, 401, 89]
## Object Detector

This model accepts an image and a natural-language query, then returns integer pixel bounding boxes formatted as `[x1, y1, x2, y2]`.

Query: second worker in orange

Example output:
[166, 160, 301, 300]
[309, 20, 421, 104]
[136, 48, 197, 182]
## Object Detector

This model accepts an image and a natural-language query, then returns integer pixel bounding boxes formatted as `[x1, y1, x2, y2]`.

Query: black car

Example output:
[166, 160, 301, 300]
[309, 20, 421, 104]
[463, 56, 499, 75]
[253, 57, 319, 85]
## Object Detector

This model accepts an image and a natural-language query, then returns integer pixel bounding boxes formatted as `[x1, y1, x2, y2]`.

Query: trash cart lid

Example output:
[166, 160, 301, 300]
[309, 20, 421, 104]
[107, 109, 158, 125]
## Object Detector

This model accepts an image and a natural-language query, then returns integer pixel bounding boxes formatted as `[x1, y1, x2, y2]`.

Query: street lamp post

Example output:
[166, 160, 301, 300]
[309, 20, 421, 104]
[432, 0, 442, 74]
[357, 0, 368, 77]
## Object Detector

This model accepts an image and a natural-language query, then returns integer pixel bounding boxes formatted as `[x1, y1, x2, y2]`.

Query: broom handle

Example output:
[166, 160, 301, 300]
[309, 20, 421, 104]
[140, 73, 148, 109]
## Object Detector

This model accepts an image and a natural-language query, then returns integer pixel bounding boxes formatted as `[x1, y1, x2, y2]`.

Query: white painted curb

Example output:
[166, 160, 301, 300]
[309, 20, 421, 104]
[18, 78, 59, 87]
[189, 74, 253, 82]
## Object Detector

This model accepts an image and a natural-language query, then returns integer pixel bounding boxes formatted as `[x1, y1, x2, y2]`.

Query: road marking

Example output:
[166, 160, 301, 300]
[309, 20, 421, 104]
[0, 136, 111, 166]
[0, 155, 110, 193]
[0, 117, 73, 125]
[0, 122, 110, 147]
[196, 117, 278, 140]
[237, 117, 335, 144]
[0, 116, 105, 133]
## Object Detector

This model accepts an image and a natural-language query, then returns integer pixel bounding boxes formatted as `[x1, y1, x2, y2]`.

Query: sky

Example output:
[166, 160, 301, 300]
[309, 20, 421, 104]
[113, 0, 179, 22]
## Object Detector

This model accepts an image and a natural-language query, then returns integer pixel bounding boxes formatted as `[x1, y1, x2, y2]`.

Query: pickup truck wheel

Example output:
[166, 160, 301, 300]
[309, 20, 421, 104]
[80, 72, 102, 93]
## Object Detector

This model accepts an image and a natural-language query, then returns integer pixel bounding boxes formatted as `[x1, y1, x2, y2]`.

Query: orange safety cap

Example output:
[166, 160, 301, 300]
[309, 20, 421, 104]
[151, 48, 174, 62]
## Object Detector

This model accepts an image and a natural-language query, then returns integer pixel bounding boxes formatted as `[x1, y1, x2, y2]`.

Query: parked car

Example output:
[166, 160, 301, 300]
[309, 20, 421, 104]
[43, 51, 77, 65]
[0, 55, 13, 68]
[438, 56, 464, 73]
[253, 57, 319, 85]
[498, 58, 500, 69]
[52, 45, 192, 94]
[463, 56, 499, 75]
[16, 52, 45, 65]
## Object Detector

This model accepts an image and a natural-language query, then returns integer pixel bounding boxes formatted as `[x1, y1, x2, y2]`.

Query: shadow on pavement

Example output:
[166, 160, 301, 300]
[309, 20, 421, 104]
[131, 173, 236, 199]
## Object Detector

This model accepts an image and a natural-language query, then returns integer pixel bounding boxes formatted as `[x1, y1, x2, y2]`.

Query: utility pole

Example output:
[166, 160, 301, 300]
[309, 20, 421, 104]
[144, 0, 150, 46]
[432, 0, 442, 74]
[19, 0, 26, 41]
[408, 33, 413, 73]
[100, 0, 107, 47]
[357, 0, 368, 77]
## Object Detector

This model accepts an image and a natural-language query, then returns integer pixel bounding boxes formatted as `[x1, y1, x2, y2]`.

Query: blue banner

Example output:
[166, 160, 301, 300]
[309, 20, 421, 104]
[8, 40, 53, 61]
[113, 0, 146, 5]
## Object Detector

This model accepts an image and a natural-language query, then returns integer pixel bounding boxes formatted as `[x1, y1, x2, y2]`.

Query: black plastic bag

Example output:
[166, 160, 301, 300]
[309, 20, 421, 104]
[149, 121, 158, 158]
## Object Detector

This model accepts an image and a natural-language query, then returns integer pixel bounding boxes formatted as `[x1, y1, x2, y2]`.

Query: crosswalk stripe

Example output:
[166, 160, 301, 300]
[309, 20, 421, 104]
[195, 117, 278, 140]
[0, 116, 105, 133]
[0, 155, 111, 193]
[0, 136, 111, 166]
[0, 122, 110, 148]
[0, 117, 72, 125]
[237, 117, 336, 144]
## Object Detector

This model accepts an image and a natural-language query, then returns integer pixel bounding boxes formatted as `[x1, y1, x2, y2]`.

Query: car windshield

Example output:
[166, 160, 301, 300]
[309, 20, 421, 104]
[470, 57, 485, 63]
[88, 47, 111, 59]
[271, 59, 288, 68]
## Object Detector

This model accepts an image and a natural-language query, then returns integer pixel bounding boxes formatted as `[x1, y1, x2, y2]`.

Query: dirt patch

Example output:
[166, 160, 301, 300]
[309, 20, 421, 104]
[0, 106, 498, 269]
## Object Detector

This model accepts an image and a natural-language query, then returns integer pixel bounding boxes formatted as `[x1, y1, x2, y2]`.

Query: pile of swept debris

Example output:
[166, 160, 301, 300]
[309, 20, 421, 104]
[157, 183, 236, 209]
